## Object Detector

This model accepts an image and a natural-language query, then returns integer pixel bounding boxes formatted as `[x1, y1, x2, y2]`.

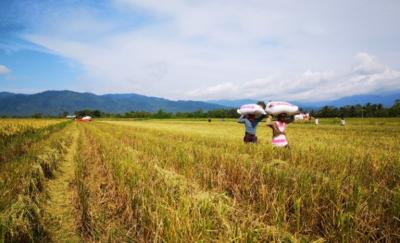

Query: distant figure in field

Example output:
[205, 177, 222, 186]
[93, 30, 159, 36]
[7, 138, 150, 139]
[208, 118, 212, 123]
[266, 113, 294, 148]
[315, 117, 319, 126]
[340, 114, 346, 126]
[238, 101, 266, 143]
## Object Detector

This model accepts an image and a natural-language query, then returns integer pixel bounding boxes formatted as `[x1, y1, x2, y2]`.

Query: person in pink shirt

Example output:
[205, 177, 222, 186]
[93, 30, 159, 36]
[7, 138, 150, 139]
[266, 113, 294, 148]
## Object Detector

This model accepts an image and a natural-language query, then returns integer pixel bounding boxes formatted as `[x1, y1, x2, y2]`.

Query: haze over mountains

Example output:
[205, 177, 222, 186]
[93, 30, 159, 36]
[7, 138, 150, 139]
[0, 90, 399, 116]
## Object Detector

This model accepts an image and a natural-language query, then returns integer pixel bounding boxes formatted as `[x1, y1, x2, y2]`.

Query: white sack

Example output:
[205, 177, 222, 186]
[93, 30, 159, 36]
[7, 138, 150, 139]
[265, 101, 299, 115]
[81, 116, 92, 121]
[237, 104, 267, 115]
[294, 114, 304, 120]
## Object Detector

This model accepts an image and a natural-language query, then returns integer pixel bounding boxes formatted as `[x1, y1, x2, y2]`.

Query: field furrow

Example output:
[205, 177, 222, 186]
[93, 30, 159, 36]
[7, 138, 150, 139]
[42, 124, 81, 242]
[0, 121, 73, 242]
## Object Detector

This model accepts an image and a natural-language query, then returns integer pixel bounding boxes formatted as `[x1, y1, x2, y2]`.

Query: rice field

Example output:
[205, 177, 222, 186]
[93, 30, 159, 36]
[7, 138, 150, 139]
[0, 118, 399, 242]
[0, 119, 65, 137]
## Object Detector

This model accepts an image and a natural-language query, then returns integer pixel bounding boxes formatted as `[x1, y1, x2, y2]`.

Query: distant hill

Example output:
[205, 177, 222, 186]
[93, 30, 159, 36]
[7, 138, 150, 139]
[320, 93, 399, 107]
[209, 93, 400, 110]
[0, 90, 227, 116]
[1, 90, 398, 116]
[0, 92, 15, 99]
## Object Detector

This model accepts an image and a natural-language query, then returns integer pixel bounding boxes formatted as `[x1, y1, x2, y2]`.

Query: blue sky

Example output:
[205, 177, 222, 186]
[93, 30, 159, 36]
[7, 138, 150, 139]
[1, 0, 400, 101]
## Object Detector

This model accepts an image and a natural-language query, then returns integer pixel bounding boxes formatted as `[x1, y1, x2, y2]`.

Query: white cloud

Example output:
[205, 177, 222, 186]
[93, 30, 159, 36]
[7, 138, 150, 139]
[21, 0, 400, 100]
[186, 53, 400, 101]
[0, 65, 10, 75]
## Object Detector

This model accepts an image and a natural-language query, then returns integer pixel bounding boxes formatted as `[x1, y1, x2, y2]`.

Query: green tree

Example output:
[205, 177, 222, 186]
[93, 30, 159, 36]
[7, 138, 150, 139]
[32, 113, 43, 118]
[388, 100, 400, 117]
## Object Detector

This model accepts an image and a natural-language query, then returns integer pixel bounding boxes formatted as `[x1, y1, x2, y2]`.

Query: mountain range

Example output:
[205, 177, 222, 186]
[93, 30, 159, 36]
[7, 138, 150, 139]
[0, 90, 399, 116]
[209, 93, 400, 110]
[0, 91, 226, 116]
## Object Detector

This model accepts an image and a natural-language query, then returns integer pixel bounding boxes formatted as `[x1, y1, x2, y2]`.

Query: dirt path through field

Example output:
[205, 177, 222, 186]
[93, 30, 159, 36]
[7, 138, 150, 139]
[44, 124, 82, 242]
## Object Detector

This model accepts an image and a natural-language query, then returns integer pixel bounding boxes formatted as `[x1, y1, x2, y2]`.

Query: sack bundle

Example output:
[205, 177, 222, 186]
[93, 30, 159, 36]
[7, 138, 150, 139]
[265, 101, 299, 115]
[237, 104, 267, 116]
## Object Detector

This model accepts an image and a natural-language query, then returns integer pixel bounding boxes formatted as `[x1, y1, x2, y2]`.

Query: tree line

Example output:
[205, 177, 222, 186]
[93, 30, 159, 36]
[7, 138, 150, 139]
[310, 101, 400, 118]
[3, 100, 397, 118]
[73, 108, 239, 119]
[72, 100, 400, 119]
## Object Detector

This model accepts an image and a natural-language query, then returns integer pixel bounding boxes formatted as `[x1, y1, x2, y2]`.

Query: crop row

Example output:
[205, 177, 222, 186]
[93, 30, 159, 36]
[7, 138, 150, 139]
[0, 119, 65, 137]
[0, 121, 73, 242]
[76, 123, 298, 242]
[92, 121, 400, 241]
